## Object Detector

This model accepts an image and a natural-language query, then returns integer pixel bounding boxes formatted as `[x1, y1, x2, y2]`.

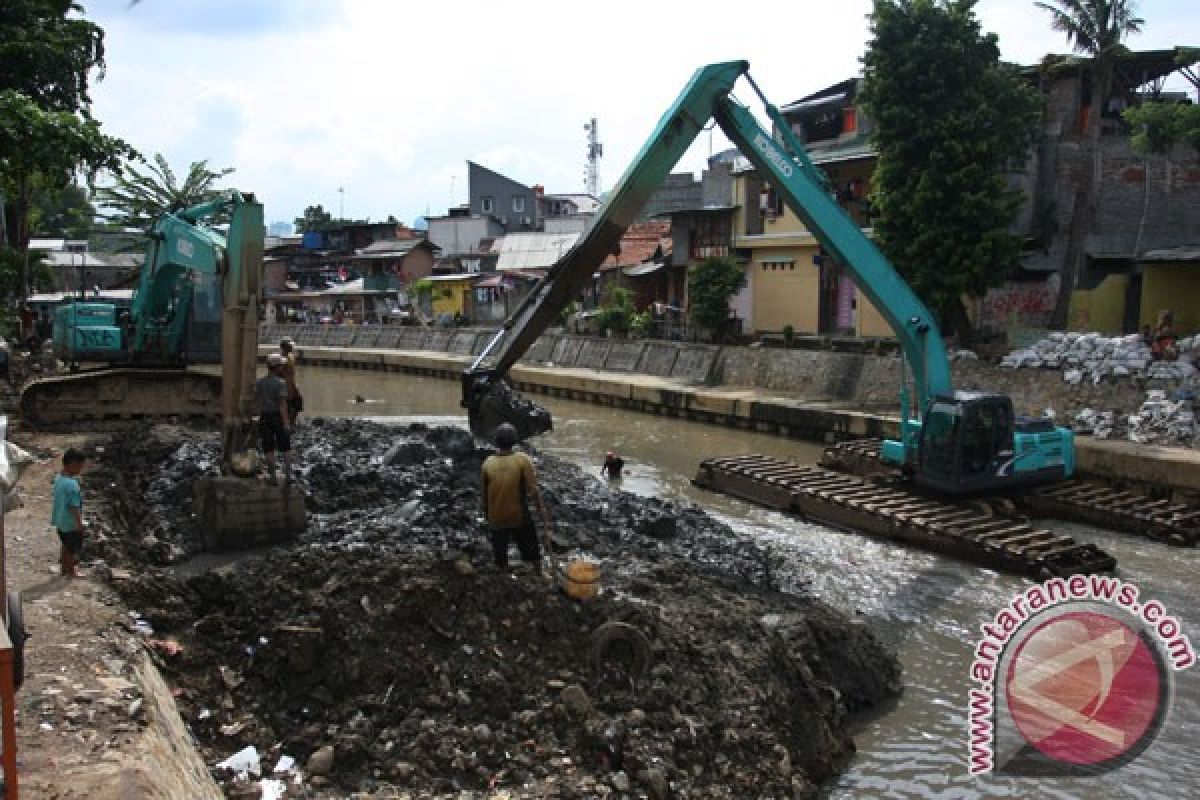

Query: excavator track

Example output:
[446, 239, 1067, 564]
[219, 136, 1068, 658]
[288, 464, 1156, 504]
[820, 438, 1200, 547]
[19, 368, 223, 429]
[693, 455, 1115, 578]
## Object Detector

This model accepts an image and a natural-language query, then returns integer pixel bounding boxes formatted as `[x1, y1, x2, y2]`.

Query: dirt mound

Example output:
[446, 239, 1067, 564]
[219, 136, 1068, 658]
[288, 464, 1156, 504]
[93, 420, 901, 797]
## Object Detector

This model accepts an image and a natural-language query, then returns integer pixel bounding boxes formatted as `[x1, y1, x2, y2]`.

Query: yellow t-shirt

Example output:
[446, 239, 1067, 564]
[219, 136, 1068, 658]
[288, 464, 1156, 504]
[481, 451, 538, 529]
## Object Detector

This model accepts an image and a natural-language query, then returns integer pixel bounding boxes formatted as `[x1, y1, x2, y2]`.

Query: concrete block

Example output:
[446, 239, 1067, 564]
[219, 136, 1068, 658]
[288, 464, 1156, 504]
[425, 331, 453, 352]
[671, 346, 719, 383]
[639, 343, 679, 376]
[449, 331, 479, 354]
[525, 334, 559, 363]
[605, 341, 645, 371]
[576, 338, 612, 369]
[397, 329, 427, 351]
[552, 337, 585, 367]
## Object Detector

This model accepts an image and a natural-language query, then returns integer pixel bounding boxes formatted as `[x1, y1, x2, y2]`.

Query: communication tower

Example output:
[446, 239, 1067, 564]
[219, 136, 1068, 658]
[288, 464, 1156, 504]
[584, 118, 603, 196]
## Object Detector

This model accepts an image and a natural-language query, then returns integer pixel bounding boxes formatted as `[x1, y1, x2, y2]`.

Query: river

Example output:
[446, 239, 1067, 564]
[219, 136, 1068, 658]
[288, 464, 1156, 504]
[302, 366, 1199, 799]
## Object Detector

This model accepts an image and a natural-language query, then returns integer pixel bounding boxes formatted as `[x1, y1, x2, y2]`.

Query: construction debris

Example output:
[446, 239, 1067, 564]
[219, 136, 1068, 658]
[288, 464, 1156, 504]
[1001, 332, 1199, 384]
[90, 420, 902, 798]
[1074, 389, 1198, 446]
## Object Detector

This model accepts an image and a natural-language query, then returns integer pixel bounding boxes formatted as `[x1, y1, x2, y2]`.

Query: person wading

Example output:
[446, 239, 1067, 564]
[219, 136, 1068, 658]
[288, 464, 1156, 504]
[480, 423, 552, 573]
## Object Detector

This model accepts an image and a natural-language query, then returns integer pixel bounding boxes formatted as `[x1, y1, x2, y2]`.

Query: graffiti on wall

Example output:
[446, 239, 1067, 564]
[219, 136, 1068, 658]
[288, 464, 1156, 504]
[980, 279, 1058, 328]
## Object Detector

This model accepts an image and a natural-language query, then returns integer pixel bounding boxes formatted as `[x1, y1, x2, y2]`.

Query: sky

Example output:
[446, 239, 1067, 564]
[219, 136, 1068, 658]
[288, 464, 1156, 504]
[81, 0, 1198, 231]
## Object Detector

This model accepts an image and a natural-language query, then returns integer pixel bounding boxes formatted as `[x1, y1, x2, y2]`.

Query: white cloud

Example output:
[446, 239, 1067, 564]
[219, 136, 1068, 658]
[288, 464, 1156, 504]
[83, 0, 1199, 228]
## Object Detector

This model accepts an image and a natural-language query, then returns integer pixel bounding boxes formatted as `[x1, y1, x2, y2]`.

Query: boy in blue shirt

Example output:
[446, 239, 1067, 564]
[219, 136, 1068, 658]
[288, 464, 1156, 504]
[52, 448, 86, 577]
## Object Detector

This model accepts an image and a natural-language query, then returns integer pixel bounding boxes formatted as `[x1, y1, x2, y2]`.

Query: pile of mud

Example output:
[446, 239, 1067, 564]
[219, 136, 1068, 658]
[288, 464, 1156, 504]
[92, 420, 901, 798]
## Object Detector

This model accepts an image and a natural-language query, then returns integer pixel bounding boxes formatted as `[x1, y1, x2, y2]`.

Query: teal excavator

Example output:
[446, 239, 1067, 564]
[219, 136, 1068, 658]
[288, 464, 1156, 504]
[20, 191, 304, 545]
[464, 60, 1074, 495]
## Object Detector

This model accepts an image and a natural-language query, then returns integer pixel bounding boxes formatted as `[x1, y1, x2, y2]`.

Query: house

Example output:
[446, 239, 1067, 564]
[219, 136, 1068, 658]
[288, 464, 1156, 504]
[426, 206, 504, 273]
[350, 238, 441, 288]
[28, 238, 142, 291]
[494, 232, 581, 271]
[1006, 47, 1200, 336]
[597, 221, 672, 309]
[469, 161, 539, 231]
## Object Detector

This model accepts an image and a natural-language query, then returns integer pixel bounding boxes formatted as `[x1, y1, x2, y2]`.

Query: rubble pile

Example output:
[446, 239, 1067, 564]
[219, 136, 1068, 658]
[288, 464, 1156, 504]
[91, 420, 901, 798]
[1075, 389, 1198, 446]
[1001, 332, 1199, 384]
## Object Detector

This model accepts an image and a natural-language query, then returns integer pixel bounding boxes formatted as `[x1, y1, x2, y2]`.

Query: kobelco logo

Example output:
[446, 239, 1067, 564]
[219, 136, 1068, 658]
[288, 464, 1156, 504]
[753, 132, 794, 178]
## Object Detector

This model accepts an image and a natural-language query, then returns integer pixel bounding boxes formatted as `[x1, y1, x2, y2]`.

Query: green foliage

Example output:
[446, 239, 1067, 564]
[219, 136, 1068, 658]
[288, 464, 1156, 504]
[687, 257, 744, 334]
[94, 153, 234, 232]
[0, 0, 108, 112]
[629, 309, 652, 338]
[1033, 0, 1143, 59]
[410, 278, 434, 296]
[294, 204, 365, 233]
[1123, 102, 1200, 154]
[0, 1, 135, 296]
[597, 286, 634, 334]
[858, 0, 1041, 325]
[30, 180, 95, 238]
[295, 204, 333, 233]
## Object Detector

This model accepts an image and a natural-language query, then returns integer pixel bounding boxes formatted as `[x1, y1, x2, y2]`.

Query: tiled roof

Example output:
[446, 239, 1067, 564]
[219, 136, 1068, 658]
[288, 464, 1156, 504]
[600, 221, 671, 271]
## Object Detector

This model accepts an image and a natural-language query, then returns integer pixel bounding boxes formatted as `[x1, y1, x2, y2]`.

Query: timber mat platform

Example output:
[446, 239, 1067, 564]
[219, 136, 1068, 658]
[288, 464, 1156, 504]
[261, 344, 1200, 498]
[693, 455, 1116, 578]
[822, 438, 1200, 547]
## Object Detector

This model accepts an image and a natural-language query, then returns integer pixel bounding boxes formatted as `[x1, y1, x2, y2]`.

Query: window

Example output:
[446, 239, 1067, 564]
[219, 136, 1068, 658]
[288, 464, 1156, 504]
[512, 195, 525, 213]
[481, 196, 494, 214]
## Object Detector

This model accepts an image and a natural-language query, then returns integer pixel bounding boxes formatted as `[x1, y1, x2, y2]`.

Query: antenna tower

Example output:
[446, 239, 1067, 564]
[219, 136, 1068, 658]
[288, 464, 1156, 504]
[584, 117, 603, 196]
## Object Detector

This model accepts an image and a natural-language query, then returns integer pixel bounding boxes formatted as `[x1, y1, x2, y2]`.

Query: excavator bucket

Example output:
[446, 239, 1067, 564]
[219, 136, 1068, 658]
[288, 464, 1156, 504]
[193, 476, 306, 550]
[466, 378, 553, 442]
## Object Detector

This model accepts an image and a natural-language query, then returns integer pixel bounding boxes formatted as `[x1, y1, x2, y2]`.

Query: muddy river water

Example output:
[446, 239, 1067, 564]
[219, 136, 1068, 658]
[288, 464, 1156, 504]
[302, 366, 1199, 799]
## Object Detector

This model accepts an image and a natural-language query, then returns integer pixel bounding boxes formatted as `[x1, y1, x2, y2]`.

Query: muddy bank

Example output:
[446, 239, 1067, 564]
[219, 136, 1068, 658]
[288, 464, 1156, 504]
[90, 420, 900, 797]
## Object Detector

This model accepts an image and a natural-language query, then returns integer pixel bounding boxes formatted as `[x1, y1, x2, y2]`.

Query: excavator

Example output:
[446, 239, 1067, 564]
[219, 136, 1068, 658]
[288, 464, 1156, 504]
[20, 191, 305, 546]
[463, 60, 1075, 496]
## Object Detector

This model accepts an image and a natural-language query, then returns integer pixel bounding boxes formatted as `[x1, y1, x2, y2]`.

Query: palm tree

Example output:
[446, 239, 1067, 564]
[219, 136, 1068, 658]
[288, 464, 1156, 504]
[1035, 0, 1144, 328]
[95, 153, 235, 231]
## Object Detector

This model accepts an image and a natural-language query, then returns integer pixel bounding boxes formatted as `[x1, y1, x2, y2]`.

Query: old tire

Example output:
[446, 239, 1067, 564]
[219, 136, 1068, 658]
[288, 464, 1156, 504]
[7, 590, 26, 690]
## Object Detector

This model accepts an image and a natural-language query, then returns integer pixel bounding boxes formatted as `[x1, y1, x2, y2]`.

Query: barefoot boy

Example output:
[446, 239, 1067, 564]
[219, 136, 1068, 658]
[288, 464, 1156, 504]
[51, 448, 86, 577]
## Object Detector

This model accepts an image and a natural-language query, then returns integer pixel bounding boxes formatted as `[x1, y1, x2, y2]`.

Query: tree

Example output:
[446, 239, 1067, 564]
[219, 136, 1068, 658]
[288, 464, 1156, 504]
[293, 203, 364, 233]
[94, 153, 235, 231]
[295, 204, 333, 233]
[30, 180, 95, 239]
[0, 1, 135, 294]
[1122, 100, 1200, 255]
[687, 256, 744, 340]
[859, 0, 1042, 342]
[1036, 0, 1144, 328]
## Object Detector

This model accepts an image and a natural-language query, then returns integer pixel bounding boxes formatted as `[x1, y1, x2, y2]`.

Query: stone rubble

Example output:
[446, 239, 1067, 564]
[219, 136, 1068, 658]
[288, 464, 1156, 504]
[1001, 331, 1200, 384]
[86, 420, 902, 799]
[1075, 389, 1198, 446]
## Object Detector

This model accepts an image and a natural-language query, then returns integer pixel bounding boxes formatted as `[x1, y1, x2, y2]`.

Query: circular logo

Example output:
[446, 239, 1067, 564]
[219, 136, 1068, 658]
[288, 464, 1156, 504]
[1005, 610, 1166, 767]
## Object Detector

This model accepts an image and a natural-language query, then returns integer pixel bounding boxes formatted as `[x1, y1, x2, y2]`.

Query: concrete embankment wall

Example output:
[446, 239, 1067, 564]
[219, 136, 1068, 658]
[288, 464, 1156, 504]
[260, 325, 1200, 497]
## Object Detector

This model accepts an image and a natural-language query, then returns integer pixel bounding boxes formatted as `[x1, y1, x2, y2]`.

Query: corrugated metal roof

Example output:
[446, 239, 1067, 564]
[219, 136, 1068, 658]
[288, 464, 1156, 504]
[495, 232, 581, 270]
[1140, 246, 1200, 262]
[622, 262, 664, 277]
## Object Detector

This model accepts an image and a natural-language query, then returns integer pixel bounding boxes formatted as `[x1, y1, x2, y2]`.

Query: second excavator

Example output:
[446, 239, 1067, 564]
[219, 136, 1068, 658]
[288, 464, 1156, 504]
[21, 191, 304, 546]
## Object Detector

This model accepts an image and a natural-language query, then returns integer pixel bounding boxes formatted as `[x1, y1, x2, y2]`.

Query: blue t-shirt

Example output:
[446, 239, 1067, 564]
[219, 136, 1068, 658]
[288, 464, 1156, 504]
[52, 474, 82, 532]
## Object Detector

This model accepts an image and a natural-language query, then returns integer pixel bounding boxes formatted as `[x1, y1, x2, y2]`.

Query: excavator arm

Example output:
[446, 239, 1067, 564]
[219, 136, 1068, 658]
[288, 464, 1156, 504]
[464, 60, 950, 453]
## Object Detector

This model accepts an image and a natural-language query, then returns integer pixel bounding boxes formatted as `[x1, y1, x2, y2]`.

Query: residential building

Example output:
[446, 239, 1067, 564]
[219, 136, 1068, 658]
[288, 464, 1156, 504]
[426, 206, 504, 273]
[468, 161, 539, 231]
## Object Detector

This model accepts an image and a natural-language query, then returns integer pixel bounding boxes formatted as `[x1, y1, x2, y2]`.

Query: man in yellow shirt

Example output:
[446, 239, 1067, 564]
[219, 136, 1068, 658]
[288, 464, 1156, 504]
[480, 423, 552, 571]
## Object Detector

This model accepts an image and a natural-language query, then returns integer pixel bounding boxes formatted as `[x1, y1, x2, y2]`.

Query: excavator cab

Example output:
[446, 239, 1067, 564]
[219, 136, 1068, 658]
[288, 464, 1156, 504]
[915, 392, 1068, 494]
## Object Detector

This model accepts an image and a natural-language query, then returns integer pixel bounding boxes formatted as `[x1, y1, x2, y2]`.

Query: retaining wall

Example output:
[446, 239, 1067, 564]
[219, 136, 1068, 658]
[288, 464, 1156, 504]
[262, 323, 1186, 419]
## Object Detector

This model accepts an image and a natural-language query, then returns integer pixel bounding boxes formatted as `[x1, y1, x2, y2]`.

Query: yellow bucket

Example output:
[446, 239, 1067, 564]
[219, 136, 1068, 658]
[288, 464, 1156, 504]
[563, 559, 600, 600]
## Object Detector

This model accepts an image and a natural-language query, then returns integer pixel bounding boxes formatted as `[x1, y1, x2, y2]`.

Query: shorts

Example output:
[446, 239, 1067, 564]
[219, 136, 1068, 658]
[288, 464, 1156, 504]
[259, 413, 292, 453]
[57, 528, 83, 557]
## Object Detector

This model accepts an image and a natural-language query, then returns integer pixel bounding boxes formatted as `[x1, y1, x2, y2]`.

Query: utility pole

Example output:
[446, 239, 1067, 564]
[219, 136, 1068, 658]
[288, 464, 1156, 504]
[338, 187, 345, 220]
